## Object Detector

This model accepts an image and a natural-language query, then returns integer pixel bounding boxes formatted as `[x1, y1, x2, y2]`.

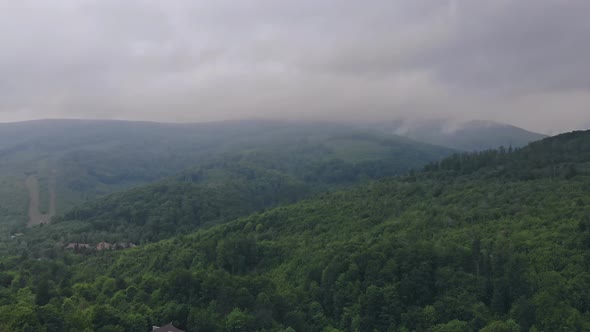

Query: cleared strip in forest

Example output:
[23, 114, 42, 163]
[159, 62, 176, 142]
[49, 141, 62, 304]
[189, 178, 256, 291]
[25, 172, 56, 226]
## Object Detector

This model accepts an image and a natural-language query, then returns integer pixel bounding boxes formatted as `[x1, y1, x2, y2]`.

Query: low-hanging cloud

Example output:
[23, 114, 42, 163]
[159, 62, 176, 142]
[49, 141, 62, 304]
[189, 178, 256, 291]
[0, 0, 589, 133]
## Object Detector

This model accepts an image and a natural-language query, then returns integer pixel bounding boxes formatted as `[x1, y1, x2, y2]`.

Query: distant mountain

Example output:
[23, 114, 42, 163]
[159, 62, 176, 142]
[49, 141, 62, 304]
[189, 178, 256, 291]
[375, 119, 546, 151]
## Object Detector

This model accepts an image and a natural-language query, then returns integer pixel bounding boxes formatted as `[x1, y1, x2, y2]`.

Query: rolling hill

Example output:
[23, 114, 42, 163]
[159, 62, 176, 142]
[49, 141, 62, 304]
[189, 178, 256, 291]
[1, 129, 589, 331]
[0, 119, 454, 236]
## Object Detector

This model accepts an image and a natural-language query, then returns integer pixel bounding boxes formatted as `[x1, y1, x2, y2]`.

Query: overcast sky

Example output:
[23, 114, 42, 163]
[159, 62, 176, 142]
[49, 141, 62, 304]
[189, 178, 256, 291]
[0, 0, 589, 134]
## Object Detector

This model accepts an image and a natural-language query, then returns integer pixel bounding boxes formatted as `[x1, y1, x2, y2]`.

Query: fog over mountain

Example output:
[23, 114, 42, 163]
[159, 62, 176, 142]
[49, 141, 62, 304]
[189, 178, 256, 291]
[1, 0, 589, 133]
[371, 118, 546, 151]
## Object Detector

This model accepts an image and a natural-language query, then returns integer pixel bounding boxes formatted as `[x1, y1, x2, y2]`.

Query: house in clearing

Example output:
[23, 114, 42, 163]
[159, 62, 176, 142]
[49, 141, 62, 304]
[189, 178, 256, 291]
[151, 323, 184, 332]
[65, 243, 92, 250]
[64, 242, 137, 251]
[96, 242, 112, 250]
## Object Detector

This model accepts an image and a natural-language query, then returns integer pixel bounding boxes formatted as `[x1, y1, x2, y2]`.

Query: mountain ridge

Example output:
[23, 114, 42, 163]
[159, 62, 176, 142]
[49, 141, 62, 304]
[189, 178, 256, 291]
[374, 118, 546, 151]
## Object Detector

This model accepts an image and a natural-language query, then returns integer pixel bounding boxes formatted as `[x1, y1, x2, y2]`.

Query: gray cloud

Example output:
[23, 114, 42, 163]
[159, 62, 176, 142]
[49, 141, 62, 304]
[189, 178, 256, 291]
[0, 0, 588, 133]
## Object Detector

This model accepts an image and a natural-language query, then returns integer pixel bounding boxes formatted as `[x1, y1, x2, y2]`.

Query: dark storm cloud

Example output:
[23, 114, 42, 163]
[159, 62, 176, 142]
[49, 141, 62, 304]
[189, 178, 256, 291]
[0, 0, 588, 133]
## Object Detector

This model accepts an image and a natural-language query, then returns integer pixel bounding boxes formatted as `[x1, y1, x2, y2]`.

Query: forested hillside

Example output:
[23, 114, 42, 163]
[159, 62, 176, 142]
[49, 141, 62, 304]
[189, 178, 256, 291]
[1, 130, 589, 331]
[0, 119, 453, 235]
[43, 134, 450, 245]
[43, 164, 311, 246]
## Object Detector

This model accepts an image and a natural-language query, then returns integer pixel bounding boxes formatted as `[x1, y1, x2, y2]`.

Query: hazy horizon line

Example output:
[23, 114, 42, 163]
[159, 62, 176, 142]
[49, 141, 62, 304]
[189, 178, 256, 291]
[0, 115, 566, 135]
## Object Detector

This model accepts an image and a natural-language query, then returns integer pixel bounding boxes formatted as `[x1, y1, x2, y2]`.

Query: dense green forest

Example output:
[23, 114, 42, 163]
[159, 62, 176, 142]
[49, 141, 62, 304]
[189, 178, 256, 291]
[0, 119, 452, 236]
[0, 130, 588, 331]
[44, 136, 451, 245]
[42, 163, 311, 246]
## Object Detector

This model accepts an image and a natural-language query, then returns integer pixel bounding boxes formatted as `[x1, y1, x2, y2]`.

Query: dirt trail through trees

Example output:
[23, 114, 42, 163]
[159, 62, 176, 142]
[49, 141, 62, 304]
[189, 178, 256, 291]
[25, 172, 56, 226]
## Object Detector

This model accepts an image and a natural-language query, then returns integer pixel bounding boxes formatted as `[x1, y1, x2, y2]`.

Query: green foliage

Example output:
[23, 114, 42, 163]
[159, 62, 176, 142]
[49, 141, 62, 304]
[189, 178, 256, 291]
[480, 319, 520, 332]
[0, 119, 452, 240]
[430, 319, 469, 332]
[3, 128, 590, 331]
[224, 308, 255, 332]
